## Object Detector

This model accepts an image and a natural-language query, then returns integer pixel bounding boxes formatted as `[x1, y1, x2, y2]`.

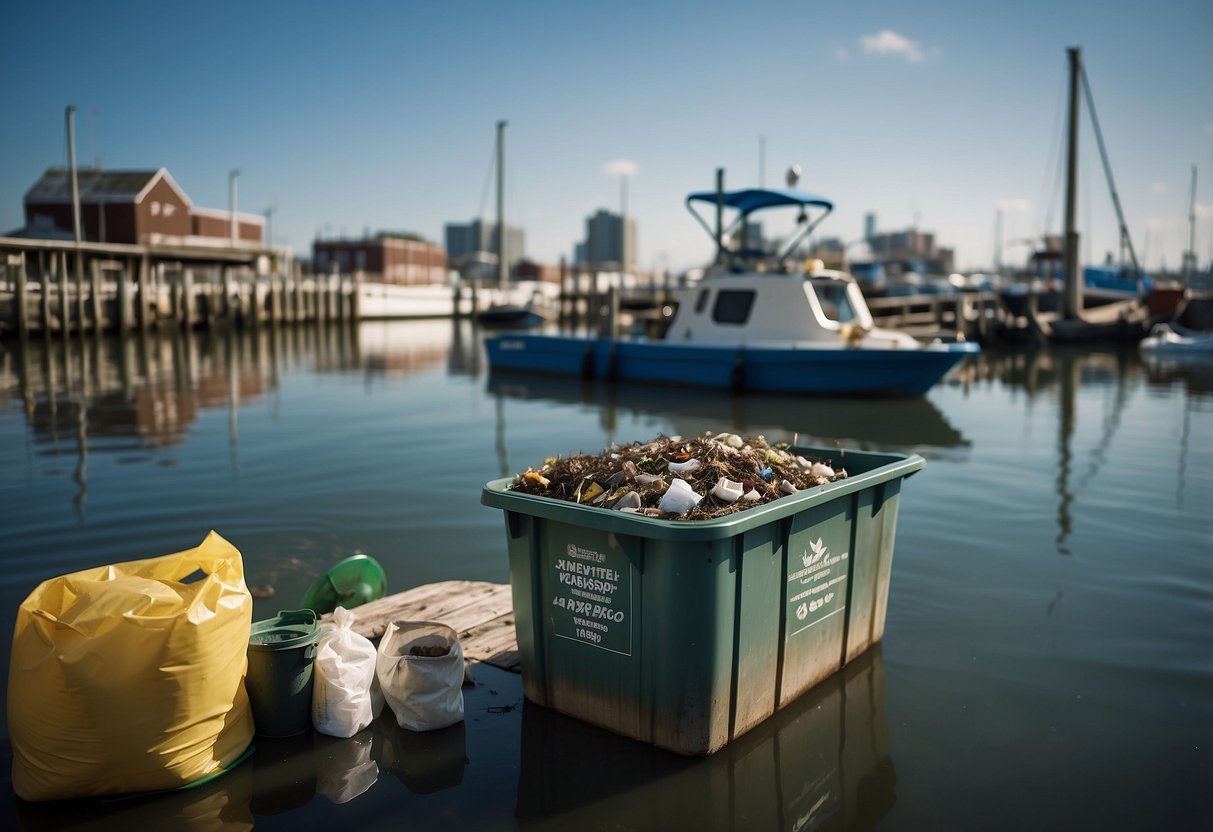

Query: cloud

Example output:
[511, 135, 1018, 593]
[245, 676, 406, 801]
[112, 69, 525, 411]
[996, 198, 1031, 213]
[603, 159, 638, 177]
[1196, 202, 1213, 219]
[860, 30, 927, 63]
[1150, 182, 1169, 197]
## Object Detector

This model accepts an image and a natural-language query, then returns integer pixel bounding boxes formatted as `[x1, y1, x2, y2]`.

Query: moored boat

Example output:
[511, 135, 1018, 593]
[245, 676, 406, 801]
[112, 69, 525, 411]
[485, 184, 977, 396]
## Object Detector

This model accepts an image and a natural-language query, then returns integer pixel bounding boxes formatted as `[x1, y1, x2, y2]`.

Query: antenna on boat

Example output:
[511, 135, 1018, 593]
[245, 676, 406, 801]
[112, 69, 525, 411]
[715, 168, 725, 264]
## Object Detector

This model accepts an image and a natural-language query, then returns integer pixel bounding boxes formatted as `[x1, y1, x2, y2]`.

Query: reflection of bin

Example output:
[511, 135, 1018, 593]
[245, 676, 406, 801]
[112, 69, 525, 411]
[516, 644, 895, 829]
[482, 446, 922, 756]
[246, 610, 319, 738]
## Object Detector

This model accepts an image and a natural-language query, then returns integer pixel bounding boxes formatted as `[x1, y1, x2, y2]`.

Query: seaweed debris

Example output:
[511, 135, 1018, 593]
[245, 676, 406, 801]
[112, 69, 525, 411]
[508, 433, 847, 520]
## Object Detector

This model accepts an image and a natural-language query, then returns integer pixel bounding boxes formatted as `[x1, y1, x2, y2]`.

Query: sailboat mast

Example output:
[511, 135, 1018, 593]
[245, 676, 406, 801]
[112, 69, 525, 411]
[496, 120, 507, 293]
[1063, 47, 1082, 320]
[1185, 165, 1198, 282]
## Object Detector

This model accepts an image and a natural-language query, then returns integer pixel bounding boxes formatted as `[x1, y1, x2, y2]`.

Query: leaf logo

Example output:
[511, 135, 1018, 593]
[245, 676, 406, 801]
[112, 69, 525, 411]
[796, 602, 808, 621]
[802, 538, 828, 568]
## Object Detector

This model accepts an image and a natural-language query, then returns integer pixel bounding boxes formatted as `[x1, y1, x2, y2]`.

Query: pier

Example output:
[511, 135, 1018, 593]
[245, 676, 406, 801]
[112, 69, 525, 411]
[1, 236, 360, 337]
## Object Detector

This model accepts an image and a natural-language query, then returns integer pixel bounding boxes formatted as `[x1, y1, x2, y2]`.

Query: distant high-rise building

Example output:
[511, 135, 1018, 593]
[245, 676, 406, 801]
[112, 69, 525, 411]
[864, 212, 876, 242]
[443, 218, 525, 275]
[576, 209, 636, 271]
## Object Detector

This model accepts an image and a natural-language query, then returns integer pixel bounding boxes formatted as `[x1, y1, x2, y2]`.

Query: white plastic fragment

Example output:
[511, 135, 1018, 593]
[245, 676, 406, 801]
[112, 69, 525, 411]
[742, 488, 762, 501]
[659, 478, 703, 514]
[711, 477, 744, 502]
[810, 462, 835, 479]
[636, 473, 664, 485]
[667, 458, 701, 474]
[796, 455, 813, 469]
[779, 480, 798, 495]
[612, 491, 642, 511]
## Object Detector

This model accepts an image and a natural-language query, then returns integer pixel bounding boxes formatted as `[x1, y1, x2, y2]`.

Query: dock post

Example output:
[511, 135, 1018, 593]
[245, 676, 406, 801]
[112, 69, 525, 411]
[90, 258, 103, 331]
[352, 271, 362, 322]
[75, 251, 86, 334]
[58, 251, 70, 335]
[182, 268, 195, 329]
[117, 257, 130, 332]
[15, 253, 29, 340]
[39, 252, 51, 332]
[138, 255, 150, 331]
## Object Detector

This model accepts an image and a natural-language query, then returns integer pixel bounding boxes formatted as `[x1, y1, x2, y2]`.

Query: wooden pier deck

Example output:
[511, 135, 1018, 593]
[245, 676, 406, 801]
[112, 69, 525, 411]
[325, 580, 520, 673]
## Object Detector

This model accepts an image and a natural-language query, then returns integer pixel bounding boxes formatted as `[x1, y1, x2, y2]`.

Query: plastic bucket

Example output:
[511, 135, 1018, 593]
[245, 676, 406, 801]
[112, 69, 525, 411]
[246, 609, 319, 738]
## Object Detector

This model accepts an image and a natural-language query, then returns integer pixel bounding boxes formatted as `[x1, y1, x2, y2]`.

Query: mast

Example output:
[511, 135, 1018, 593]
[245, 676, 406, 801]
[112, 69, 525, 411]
[1063, 47, 1082, 320]
[496, 120, 507, 293]
[1185, 165, 1197, 282]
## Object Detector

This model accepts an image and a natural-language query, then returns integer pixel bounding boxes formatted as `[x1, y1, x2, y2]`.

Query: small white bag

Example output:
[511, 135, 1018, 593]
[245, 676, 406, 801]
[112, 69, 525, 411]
[376, 620, 465, 732]
[312, 606, 383, 738]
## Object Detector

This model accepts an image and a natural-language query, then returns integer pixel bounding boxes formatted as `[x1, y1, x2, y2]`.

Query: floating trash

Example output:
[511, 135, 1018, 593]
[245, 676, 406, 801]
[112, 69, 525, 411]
[507, 433, 846, 520]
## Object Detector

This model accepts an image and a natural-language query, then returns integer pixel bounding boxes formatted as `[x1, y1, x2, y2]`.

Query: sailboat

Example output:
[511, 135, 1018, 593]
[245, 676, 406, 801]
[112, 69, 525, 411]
[475, 121, 554, 328]
[1044, 47, 1156, 342]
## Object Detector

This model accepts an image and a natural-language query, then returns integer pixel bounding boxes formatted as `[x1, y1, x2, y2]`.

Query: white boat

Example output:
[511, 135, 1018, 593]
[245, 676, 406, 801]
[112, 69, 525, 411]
[1139, 323, 1213, 356]
[486, 184, 977, 396]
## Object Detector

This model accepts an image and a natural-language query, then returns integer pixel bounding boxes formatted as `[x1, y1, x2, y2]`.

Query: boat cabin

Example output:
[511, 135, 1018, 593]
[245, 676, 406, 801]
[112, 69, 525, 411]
[667, 188, 917, 349]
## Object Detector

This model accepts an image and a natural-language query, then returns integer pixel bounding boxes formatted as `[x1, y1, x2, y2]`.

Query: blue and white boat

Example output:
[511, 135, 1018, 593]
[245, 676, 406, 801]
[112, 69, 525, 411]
[485, 187, 977, 396]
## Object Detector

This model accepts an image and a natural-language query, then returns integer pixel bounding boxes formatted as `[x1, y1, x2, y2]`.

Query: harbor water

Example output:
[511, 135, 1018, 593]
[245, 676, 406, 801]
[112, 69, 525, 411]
[0, 320, 1209, 830]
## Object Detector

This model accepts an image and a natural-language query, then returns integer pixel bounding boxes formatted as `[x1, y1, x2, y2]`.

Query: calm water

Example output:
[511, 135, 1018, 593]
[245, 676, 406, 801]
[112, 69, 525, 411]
[0, 320, 1210, 830]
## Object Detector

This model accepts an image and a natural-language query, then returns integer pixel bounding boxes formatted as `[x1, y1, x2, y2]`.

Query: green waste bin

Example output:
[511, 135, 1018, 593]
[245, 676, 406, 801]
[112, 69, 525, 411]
[246, 609, 320, 738]
[481, 446, 923, 756]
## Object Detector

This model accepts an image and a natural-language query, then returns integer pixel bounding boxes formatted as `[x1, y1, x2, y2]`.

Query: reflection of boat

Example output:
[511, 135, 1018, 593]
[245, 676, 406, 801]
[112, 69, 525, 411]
[487, 371, 968, 454]
[486, 186, 977, 396]
[516, 645, 895, 830]
[1139, 322, 1213, 357]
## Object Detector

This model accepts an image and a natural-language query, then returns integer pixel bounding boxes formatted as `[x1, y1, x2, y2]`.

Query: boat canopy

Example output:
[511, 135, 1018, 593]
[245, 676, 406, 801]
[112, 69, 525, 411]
[685, 188, 833, 217]
[686, 187, 835, 266]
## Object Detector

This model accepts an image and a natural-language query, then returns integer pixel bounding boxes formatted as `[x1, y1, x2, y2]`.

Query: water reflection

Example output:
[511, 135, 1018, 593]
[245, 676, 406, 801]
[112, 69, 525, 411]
[515, 645, 895, 831]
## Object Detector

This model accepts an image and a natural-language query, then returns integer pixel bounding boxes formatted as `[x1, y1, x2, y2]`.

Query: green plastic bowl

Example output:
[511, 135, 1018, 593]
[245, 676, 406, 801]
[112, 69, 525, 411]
[299, 555, 387, 615]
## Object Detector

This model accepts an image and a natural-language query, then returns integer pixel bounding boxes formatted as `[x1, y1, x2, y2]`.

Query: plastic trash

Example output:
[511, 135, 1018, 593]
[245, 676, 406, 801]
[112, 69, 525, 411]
[300, 554, 387, 616]
[247, 609, 320, 737]
[377, 621, 465, 732]
[8, 531, 254, 801]
[612, 491, 642, 511]
[667, 458, 701, 474]
[312, 607, 384, 738]
[658, 478, 703, 514]
[711, 477, 744, 502]
[811, 462, 835, 478]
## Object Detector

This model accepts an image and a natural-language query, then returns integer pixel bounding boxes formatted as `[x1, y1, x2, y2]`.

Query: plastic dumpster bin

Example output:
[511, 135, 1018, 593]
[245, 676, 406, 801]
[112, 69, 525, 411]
[246, 609, 320, 737]
[481, 446, 923, 756]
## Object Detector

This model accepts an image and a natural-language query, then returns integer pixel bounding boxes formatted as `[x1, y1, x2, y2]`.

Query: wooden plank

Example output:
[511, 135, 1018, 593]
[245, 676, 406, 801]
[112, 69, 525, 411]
[325, 580, 520, 673]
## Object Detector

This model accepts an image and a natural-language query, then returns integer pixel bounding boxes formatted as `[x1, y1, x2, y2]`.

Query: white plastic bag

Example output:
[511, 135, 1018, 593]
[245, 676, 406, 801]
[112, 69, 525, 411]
[376, 620, 465, 731]
[312, 606, 383, 738]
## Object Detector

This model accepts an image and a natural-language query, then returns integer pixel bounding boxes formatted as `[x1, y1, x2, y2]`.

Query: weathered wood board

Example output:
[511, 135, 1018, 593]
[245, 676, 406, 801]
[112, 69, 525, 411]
[323, 580, 520, 673]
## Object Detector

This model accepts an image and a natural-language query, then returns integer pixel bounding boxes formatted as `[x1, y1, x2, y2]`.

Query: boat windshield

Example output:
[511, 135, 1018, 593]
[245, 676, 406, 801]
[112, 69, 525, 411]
[809, 279, 858, 323]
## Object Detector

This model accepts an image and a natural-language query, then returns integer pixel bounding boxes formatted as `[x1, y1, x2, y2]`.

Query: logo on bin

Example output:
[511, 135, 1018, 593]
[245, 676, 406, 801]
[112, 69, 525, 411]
[802, 538, 828, 568]
[796, 602, 808, 621]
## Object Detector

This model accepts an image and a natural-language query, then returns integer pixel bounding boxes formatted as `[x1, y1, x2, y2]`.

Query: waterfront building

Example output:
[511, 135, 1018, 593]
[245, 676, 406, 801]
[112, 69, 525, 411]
[18, 167, 263, 247]
[575, 209, 636, 272]
[868, 228, 955, 275]
[312, 233, 447, 284]
[443, 218, 525, 275]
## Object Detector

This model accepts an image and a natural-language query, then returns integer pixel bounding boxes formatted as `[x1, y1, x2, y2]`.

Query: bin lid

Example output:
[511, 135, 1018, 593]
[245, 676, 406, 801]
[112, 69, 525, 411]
[300, 554, 387, 615]
[249, 608, 319, 651]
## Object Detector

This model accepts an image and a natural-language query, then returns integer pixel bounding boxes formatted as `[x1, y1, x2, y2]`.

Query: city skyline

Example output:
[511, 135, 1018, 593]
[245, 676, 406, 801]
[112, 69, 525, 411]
[1, 1, 1210, 274]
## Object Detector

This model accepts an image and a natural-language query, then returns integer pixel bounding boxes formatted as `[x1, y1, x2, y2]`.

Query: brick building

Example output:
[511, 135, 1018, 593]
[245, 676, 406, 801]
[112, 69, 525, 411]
[312, 234, 448, 284]
[20, 167, 262, 247]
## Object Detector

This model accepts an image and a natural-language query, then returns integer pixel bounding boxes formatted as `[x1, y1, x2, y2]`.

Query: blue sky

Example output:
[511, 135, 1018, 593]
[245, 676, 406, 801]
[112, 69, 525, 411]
[2, 0, 1210, 272]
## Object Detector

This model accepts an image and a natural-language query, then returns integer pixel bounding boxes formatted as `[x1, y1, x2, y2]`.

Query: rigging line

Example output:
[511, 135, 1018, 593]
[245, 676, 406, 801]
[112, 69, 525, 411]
[1080, 65, 1142, 274]
[1040, 68, 1068, 239]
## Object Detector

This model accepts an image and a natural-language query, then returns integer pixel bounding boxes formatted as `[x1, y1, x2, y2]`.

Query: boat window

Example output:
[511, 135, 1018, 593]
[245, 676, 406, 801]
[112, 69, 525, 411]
[694, 289, 710, 314]
[810, 280, 857, 323]
[712, 290, 756, 325]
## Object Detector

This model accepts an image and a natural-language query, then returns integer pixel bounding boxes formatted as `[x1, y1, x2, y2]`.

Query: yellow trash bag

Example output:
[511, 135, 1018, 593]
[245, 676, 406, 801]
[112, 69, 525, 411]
[8, 531, 255, 801]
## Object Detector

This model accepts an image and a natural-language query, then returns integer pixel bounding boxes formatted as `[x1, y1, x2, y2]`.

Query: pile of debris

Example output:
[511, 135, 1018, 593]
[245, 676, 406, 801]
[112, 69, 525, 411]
[508, 433, 847, 520]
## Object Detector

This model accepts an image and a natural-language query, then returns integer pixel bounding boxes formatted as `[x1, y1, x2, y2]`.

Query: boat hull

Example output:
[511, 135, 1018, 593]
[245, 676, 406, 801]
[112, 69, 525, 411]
[485, 335, 977, 396]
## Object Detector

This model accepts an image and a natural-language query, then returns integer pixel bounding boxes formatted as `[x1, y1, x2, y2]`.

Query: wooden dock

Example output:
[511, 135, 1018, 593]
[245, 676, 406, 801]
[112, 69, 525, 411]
[325, 580, 520, 673]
